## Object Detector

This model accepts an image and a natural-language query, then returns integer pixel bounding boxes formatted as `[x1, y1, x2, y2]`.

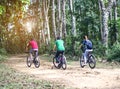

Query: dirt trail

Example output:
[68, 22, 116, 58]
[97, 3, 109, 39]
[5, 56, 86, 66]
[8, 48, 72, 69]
[4, 54, 120, 89]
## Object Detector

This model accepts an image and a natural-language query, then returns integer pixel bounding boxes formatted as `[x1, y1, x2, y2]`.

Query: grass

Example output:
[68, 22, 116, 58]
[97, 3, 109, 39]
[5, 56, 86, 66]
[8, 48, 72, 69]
[0, 63, 65, 89]
[0, 55, 7, 62]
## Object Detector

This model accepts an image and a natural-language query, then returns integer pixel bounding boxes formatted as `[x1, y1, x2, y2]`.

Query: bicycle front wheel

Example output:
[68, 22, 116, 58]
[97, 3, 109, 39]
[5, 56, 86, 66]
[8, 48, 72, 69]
[62, 55, 67, 70]
[34, 56, 40, 68]
[26, 56, 32, 67]
[88, 54, 96, 69]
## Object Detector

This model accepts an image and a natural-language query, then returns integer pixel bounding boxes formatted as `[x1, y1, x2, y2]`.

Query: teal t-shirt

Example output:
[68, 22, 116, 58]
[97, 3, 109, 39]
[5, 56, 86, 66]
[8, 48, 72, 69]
[55, 40, 65, 51]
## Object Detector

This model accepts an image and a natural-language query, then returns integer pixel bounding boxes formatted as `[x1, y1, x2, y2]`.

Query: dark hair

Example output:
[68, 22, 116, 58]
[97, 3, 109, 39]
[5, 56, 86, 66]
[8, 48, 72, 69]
[30, 38, 34, 40]
[83, 35, 88, 39]
[57, 36, 61, 40]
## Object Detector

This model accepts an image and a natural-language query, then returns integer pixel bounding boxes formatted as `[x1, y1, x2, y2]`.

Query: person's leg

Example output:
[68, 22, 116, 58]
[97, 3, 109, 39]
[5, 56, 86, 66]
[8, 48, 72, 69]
[84, 50, 87, 65]
[60, 51, 65, 63]
[33, 49, 38, 58]
[55, 51, 60, 63]
[57, 51, 64, 67]
[85, 49, 93, 63]
[29, 49, 33, 59]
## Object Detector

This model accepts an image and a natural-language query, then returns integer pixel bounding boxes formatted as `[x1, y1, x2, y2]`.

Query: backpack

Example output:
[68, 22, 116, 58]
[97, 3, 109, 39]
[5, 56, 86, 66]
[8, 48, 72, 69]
[86, 40, 92, 49]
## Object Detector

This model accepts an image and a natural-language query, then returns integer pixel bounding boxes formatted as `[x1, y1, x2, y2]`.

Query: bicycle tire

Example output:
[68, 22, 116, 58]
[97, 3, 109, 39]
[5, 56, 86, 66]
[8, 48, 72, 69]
[79, 54, 85, 68]
[26, 56, 32, 67]
[88, 54, 96, 69]
[34, 56, 40, 68]
[62, 55, 67, 70]
[53, 57, 59, 68]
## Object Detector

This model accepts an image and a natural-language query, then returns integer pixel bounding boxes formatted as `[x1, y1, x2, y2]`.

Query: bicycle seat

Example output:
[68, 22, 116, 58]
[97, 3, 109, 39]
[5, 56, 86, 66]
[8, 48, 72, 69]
[32, 51, 38, 57]
[59, 53, 63, 56]
[88, 51, 92, 53]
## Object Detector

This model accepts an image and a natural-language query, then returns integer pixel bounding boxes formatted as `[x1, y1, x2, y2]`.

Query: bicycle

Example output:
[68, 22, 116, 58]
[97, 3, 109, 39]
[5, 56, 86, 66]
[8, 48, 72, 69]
[53, 52, 67, 70]
[79, 51, 96, 69]
[26, 51, 40, 68]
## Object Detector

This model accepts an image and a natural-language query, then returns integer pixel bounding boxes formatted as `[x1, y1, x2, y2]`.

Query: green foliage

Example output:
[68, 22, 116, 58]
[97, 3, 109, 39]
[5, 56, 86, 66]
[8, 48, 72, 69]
[107, 43, 120, 62]
[47, 40, 55, 54]
[0, 48, 7, 62]
[93, 41, 106, 57]
[39, 40, 54, 54]
[65, 36, 81, 56]
[0, 55, 7, 62]
[0, 48, 7, 55]
[0, 5, 5, 15]
[39, 44, 47, 54]
[21, 0, 30, 4]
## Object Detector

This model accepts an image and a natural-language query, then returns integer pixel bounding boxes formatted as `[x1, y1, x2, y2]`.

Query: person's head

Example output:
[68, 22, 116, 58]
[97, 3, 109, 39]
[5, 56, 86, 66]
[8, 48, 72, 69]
[56, 36, 61, 40]
[83, 35, 88, 40]
[30, 37, 34, 41]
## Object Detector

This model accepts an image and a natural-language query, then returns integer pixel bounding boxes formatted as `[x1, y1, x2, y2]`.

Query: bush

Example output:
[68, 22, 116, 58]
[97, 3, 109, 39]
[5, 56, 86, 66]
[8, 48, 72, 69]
[93, 41, 106, 57]
[65, 36, 79, 56]
[0, 55, 7, 62]
[0, 48, 7, 55]
[38, 40, 54, 54]
[107, 43, 120, 62]
[0, 48, 7, 62]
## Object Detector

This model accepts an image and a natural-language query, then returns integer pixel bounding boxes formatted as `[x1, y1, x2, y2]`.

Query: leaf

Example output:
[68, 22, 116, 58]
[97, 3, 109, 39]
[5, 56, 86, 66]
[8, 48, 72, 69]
[0, 5, 5, 15]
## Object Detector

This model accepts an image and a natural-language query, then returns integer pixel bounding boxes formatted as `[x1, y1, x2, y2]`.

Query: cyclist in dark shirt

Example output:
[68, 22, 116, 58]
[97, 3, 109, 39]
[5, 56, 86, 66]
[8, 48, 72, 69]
[80, 35, 93, 65]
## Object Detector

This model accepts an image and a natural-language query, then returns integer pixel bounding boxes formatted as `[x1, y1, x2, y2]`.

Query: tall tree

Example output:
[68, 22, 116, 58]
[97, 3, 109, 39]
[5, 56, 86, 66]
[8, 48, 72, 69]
[113, 0, 118, 42]
[57, 0, 62, 37]
[43, 0, 50, 44]
[61, 0, 67, 37]
[51, 0, 57, 38]
[99, 0, 114, 54]
[69, 0, 76, 36]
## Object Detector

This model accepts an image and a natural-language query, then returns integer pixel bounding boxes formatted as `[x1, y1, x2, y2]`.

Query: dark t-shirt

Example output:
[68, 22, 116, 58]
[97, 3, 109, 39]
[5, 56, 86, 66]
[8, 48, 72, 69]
[81, 39, 92, 52]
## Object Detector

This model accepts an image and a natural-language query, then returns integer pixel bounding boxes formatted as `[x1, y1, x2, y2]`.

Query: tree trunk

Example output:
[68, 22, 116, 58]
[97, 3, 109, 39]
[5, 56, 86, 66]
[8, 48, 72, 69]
[57, 0, 62, 37]
[113, 0, 118, 43]
[43, 0, 50, 44]
[99, 0, 114, 54]
[61, 0, 67, 38]
[69, 0, 76, 36]
[52, 0, 57, 38]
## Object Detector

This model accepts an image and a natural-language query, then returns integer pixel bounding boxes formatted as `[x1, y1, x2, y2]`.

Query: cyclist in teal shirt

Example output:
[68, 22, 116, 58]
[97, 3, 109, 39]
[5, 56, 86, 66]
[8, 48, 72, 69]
[53, 36, 65, 63]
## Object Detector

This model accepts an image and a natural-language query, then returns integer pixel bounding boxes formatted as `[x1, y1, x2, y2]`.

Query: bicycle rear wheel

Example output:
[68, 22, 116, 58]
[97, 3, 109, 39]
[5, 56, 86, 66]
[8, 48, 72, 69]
[79, 54, 85, 68]
[26, 56, 32, 67]
[34, 56, 40, 68]
[88, 54, 96, 69]
[53, 57, 59, 68]
[62, 55, 67, 70]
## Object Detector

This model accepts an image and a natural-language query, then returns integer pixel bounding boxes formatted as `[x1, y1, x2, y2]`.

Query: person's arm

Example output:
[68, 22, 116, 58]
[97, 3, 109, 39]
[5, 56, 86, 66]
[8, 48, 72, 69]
[53, 40, 57, 51]
[79, 44, 83, 49]
[79, 40, 85, 49]
[26, 42, 30, 52]
[53, 45, 56, 52]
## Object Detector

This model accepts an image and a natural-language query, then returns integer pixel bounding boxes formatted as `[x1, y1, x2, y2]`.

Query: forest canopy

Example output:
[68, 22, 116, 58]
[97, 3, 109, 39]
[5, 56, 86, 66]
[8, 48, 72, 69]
[0, 0, 120, 62]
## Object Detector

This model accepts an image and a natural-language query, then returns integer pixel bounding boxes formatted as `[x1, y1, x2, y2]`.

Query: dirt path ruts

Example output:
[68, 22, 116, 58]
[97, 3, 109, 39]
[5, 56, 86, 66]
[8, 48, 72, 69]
[4, 54, 120, 89]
